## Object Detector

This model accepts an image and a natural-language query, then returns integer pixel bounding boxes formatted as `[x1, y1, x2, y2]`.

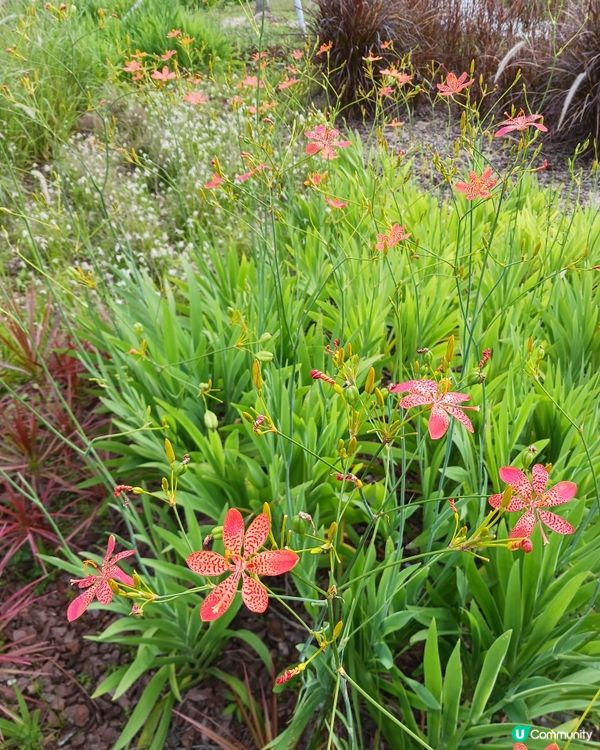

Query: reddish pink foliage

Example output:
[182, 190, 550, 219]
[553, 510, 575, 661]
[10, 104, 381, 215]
[389, 379, 479, 439]
[67, 535, 135, 622]
[455, 167, 497, 200]
[489, 464, 577, 544]
[187, 508, 298, 621]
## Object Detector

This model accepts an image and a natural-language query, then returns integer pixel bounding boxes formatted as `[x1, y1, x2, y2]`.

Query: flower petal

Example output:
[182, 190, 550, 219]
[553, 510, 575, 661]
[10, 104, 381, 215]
[104, 534, 116, 559]
[241, 574, 269, 613]
[428, 406, 449, 439]
[243, 514, 270, 557]
[200, 573, 240, 622]
[538, 510, 575, 536]
[399, 393, 434, 409]
[111, 549, 136, 563]
[488, 493, 528, 512]
[95, 580, 113, 605]
[107, 566, 135, 587]
[440, 391, 471, 404]
[187, 550, 229, 577]
[509, 510, 536, 539]
[246, 549, 299, 576]
[531, 464, 549, 494]
[444, 405, 475, 433]
[67, 587, 96, 622]
[545, 481, 577, 506]
[499, 466, 527, 486]
[223, 508, 244, 555]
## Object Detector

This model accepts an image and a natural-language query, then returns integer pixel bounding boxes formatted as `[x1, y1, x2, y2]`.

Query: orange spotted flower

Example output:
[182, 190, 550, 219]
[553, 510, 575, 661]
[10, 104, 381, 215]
[389, 379, 478, 439]
[494, 110, 548, 137]
[455, 167, 497, 200]
[489, 465, 576, 544]
[67, 535, 135, 622]
[437, 71, 474, 96]
[375, 223, 410, 253]
[187, 508, 299, 621]
[305, 125, 351, 160]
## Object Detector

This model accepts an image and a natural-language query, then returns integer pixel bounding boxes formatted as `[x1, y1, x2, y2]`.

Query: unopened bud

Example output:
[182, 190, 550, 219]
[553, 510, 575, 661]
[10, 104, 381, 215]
[252, 359, 263, 392]
[164, 438, 176, 465]
[364, 367, 375, 394]
[204, 410, 219, 430]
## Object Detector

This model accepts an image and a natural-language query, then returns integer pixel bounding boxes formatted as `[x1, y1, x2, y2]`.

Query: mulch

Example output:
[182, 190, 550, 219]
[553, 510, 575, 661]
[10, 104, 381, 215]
[1, 575, 303, 750]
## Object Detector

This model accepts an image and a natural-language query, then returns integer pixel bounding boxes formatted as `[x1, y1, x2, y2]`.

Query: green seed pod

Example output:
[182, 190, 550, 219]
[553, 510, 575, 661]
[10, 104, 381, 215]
[255, 350, 273, 362]
[204, 410, 219, 431]
[345, 385, 359, 404]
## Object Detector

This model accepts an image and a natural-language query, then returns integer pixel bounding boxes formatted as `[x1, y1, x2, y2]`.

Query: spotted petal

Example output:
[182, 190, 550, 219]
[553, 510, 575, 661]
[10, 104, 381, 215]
[246, 549, 299, 576]
[106, 565, 135, 587]
[242, 574, 269, 613]
[243, 514, 270, 557]
[488, 492, 528, 512]
[200, 572, 240, 622]
[67, 586, 97, 622]
[399, 393, 434, 409]
[187, 550, 229, 577]
[223, 508, 244, 555]
[95, 580, 113, 605]
[104, 534, 116, 559]
[111, 549, 136, 564]
[545, 481, 577, 506]
[441, 391, 471, 404]
[538, 510, 575, 536]
[389, 379, 437, 395]
[428, 406, 449, 439]
[531, 464, 549, 494]
[499, 466, 532, 500]
[444, 405, 475, 433]
[509, 509, 536, 539]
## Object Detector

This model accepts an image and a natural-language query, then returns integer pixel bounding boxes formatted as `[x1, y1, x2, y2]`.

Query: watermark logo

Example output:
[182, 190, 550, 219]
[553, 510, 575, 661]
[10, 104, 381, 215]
[513, 726, 531, 742]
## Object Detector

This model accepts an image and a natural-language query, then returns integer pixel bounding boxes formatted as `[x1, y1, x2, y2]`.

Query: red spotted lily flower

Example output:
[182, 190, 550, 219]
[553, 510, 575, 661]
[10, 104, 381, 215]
[326, 197, 348, 209]
[151, 66, 176, 82]
[123, 60, 143, 74]
[389, 379, 479, 439]
[161, 49, 176, 61]
[187, 509, 298, 621]
[67, 535, 135, 622]
[278, 77, 299, 90]
[489, 464, 576, 544]
[317, 41, 333, 55]
[380, 68, 413, 86]
[183, 90, 208, 105]
[376, 223, 410, 253]
[494, 110, 548, 138]
[455, 167, 497, 200]
[437, 72, 474, 96]
[305, 125, 351, 160]
[204, 173, 223, 189]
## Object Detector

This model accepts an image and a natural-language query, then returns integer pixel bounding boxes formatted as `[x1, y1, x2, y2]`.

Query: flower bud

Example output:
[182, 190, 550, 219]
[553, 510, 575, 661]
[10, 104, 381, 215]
[520, 538, 533, 553]
[364, 367, 375, 394]
[375, 387, 385, 406]
[345, 385, 359, 404]
[204, 410, 219, 430]
[164, 438, 176, 465]
[252, 359, 263, 392]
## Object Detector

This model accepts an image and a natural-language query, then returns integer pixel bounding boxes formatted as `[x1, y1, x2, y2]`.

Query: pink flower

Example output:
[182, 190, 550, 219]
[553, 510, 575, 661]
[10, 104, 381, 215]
[278, 77, 299, 90]
[183, 90, 208, 105]
[317, 41, 333, 55]
[187, 508, 298, 621]
[167, 28, 182, 38]
[380, 68, 413, 85]
[161, 50, 176, 61]
[363, 54, 382, 62]
[375, 223, 411, 253]
[292, 48, 304, 60]
[379, 85, 394, 98]
[489, 465, 577, 544]
[305, 171, 327, 186]
[494, 110, 548, 138]
[67, 535, 135, 621]
[455, 167, 497, 200]
[240, 75, 264, 89]
[326, 197, 348, 209]
[123, 60, 142, 74]
[151, 66, 176, 82]
[389, 379, 479, 439]
[311, 368, 336, 384]
[204, 173, 223, 189]
[305, 125, 351, 160]
[113, 484, 133, 498]
[437, 72, 475, 96]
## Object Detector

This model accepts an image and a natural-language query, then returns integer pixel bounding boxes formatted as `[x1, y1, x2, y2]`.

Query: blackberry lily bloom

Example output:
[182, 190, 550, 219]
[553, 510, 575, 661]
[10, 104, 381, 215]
[389, 379, 479, 439]
[304, 125, 351, 160]
[187, 508, 298, 621]
[489, 464, 576, 544]
[67, 535, 135, 622]
[494, 110, 548, 138]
